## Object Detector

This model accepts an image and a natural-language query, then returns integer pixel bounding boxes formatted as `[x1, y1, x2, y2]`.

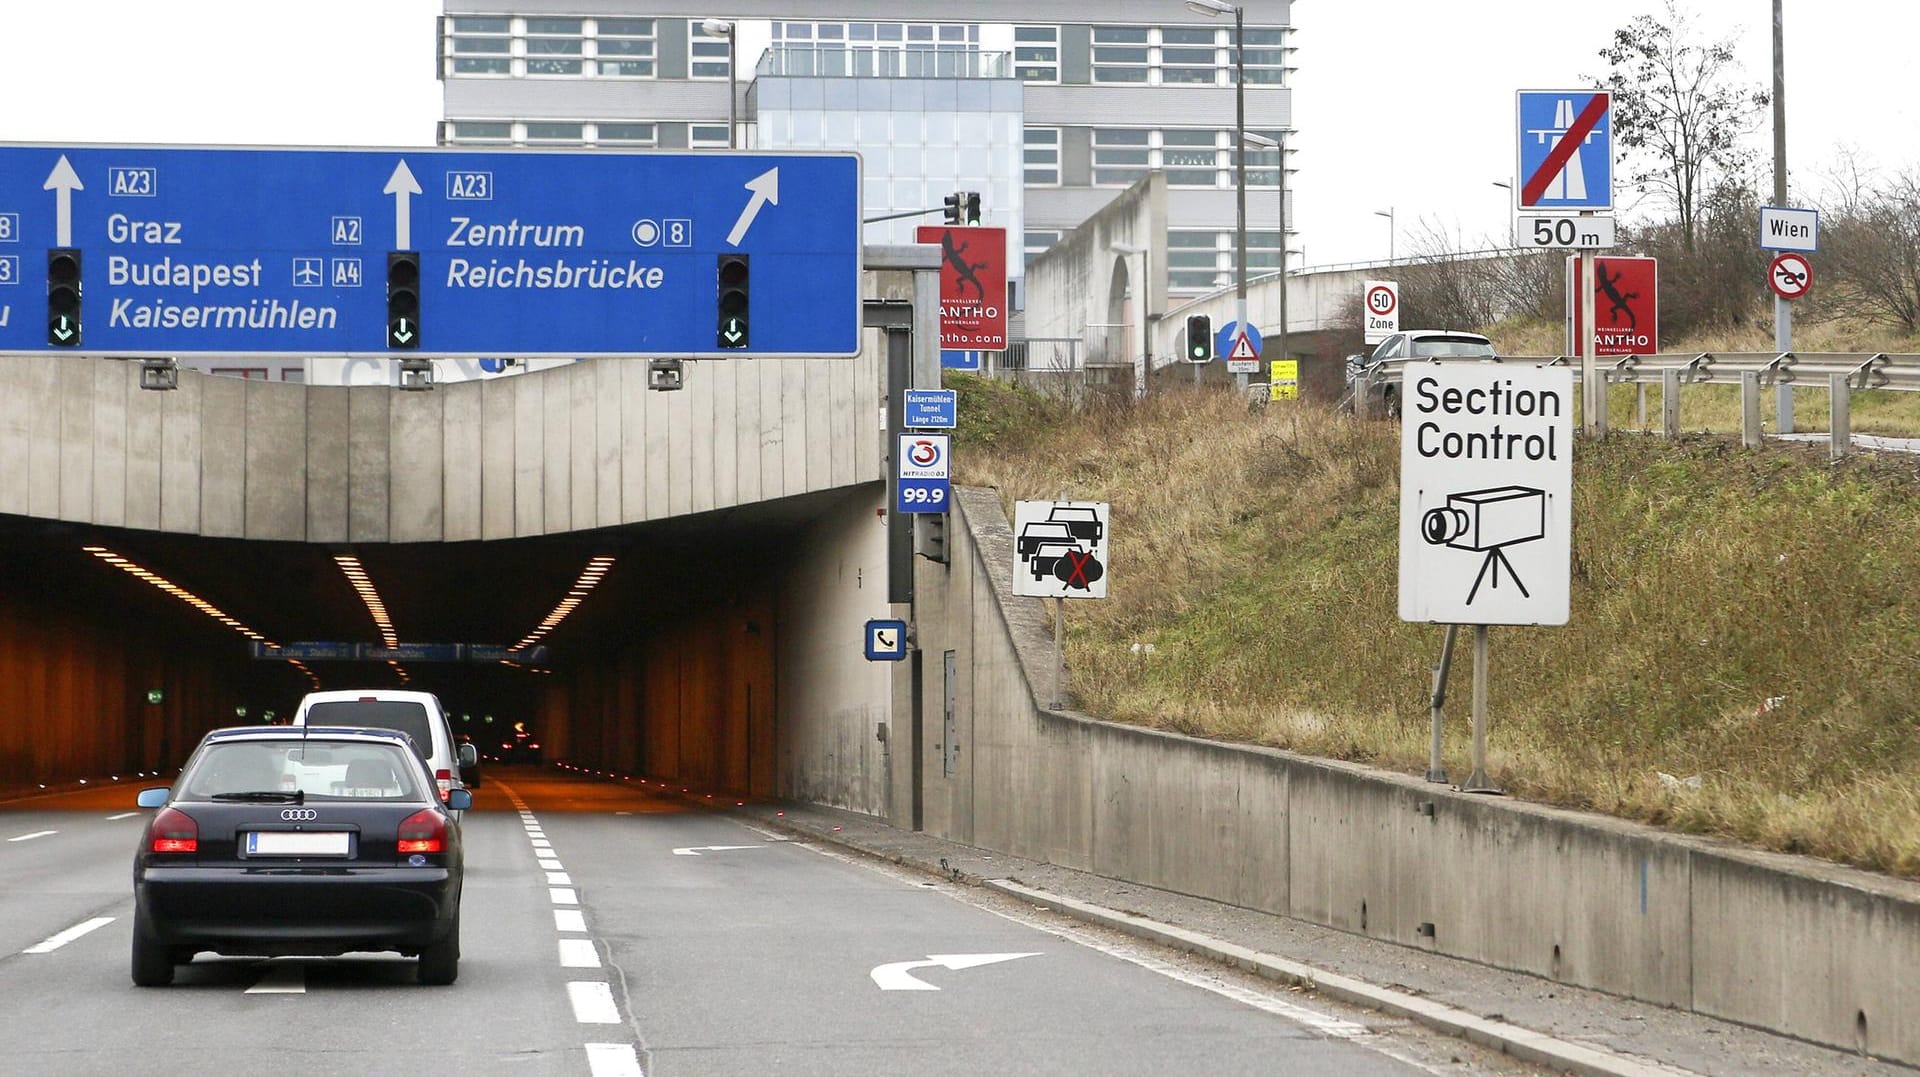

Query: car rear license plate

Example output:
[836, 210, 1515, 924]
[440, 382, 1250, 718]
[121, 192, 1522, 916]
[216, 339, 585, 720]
[245, 831, 350, 857]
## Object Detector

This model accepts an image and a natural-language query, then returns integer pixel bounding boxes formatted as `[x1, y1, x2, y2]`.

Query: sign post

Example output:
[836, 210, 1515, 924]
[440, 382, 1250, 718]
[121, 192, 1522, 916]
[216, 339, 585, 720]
[1013, 500, 1110, 708]
[0, 144, 862, 359]
[1399, 364, 1573, 791]
[1362, 280, 1398, 344]
[1517, 91, 1612, 433]
[1760, 206, 1817, 433]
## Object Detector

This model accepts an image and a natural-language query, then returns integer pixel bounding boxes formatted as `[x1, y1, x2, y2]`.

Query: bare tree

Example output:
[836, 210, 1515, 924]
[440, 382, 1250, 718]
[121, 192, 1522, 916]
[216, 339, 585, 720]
[1822, 170, 1920, 332]
[1593, 1, 1769, 252]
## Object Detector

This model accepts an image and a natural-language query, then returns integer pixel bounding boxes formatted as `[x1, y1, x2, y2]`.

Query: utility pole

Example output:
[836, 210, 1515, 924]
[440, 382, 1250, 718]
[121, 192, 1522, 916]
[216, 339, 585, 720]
[1772, 0, 1793, 432]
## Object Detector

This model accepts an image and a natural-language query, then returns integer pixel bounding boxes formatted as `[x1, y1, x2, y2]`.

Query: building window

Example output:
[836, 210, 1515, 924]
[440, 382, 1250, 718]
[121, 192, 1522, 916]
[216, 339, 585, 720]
[771, 20, 979, 77]
[596, 18, 656, 77]
[689, 20, 731, 79]
[689, 124, 731, 148]
[1091, 128, 1151, 186]
[1013, 25, 1058, 83]
[446, 16, 511, 75]
[524, 122, 584, 145]
[1242, 128, 1285, 188]
[524, 17, 584, 76]
[596, 122, 657, 147]
[1158, 27, 1220, 84]
[445, 120, 512, 145]
[1161, 130, 1220, 187]
[1025, 230, 1063, 260]
[1235, 27, 1289, 85]
[1091, 26, 1150, 83]
[1024, 128, 1060, 186]
[1168, 231, 1225, 291]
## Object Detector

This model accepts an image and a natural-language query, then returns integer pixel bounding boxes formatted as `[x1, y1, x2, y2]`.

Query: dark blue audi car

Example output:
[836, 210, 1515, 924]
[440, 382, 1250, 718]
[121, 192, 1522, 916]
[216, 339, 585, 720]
[131, 725, 472, 986]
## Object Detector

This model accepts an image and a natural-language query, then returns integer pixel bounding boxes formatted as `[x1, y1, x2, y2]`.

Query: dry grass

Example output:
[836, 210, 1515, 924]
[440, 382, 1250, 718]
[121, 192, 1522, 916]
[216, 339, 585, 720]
[952, 375, 1920, 878]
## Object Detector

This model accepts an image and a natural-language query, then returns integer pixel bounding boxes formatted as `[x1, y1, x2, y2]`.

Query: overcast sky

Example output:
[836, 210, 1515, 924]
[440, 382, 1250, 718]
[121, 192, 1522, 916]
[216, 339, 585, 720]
[0, 1, 1906, 267]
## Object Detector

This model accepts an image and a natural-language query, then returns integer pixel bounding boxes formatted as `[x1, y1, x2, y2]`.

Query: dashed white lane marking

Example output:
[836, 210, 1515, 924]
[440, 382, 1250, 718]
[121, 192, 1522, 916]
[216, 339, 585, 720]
[546, 871, 574, 886]
[23, 917, 114, 953]
[559, 938, 601, 968]
[586, 1042, 644, 1077]
[539, 858, 565, 870]
[550, 887, 579, 905]
[532, 839, 552, 849]
[106, 812, 139, 821]
[7, 830, 56, 842]
[568, 980, 622, 1023]
[555, 909, 587, 933]
[246, 962, 307, 994]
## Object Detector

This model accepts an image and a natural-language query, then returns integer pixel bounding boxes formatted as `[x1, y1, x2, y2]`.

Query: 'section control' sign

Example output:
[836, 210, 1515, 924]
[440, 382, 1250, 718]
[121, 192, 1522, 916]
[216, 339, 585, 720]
[1398, 365, 1573, 626]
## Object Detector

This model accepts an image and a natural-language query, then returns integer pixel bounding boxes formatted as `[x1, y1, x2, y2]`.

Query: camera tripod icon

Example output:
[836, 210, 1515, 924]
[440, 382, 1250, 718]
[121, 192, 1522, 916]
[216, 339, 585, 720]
[1421, 486, 1546, 605]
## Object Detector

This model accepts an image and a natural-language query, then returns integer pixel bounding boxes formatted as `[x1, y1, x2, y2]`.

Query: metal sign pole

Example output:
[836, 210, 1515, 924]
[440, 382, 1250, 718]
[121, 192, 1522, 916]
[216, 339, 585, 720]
[1426, 624, 1458, 783]
[1464, 624, 1501, 793]
[1582, 253, 1602, 434]
[1052, 597, 1065, 709]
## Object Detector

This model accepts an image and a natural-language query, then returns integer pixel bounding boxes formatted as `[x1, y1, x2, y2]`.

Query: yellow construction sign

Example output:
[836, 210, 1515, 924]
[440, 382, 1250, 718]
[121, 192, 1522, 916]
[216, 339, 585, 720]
[1268, 359, 1299, 401]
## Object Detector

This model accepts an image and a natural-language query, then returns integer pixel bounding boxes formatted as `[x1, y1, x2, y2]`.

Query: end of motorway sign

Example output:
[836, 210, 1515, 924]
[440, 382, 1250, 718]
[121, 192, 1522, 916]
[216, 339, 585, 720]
[0, 144, 862, 358]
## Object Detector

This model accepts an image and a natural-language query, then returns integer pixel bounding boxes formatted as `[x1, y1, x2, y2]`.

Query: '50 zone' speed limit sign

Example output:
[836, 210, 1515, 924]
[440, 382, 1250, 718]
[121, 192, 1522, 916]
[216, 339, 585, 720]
[1364, 279, 1399, 343]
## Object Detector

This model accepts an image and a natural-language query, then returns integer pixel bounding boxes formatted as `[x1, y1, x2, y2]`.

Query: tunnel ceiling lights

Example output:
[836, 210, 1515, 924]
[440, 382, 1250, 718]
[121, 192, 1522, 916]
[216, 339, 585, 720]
[508, 555, 616, 666]
[81, 545, 321, 690]
[333, 553, 409, 686]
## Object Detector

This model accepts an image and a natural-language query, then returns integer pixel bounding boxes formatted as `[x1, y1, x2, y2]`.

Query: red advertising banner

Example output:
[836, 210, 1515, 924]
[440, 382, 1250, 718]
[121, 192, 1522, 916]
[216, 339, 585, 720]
[1567, 255, 1658, 356]
[916, 225, 1008, 351]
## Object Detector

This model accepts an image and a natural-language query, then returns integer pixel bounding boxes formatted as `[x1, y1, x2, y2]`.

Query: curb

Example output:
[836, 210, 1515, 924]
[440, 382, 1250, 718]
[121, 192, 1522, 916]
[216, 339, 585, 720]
[764, 812, 1698, 1077]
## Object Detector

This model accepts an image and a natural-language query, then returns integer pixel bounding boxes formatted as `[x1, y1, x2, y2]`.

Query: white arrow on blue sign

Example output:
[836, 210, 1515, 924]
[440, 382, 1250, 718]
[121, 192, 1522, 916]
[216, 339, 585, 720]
[0, 144, 861, 358]
[1516, 91, 1612, 212]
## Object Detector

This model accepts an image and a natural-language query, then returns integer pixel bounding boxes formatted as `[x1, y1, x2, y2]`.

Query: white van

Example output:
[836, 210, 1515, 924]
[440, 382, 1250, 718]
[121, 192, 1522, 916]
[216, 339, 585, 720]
[291, 689, 477, 806]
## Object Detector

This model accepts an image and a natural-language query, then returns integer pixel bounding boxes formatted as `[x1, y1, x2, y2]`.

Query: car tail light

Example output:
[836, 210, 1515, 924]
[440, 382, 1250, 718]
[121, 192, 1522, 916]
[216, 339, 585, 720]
[149, 806, 198, 854]
[397, 808, 447, 855]
[435, 768, 453, 803]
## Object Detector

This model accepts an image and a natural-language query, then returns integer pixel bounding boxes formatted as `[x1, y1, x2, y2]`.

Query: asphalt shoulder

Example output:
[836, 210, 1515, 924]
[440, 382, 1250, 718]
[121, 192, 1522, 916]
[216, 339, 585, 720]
[761, 800, 1904, 1077]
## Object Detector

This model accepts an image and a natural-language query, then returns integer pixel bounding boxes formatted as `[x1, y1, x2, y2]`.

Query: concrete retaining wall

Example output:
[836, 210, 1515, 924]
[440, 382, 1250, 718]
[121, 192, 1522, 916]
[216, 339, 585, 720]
[915, 485, 1920, 1065]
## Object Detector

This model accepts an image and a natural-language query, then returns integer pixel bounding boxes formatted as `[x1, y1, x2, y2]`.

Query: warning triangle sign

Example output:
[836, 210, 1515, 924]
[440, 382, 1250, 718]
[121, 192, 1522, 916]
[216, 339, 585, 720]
[1229, 333, 1258, 360]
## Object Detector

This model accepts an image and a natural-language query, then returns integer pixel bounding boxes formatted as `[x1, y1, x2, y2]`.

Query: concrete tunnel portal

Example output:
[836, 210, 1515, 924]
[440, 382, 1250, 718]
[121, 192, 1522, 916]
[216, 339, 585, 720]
[0, 481, 882, 802]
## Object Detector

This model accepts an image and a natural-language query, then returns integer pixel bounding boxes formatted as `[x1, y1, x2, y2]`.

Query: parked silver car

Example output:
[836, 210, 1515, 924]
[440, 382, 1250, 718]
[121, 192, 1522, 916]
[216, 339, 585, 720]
[1345, 331, 1496, 418]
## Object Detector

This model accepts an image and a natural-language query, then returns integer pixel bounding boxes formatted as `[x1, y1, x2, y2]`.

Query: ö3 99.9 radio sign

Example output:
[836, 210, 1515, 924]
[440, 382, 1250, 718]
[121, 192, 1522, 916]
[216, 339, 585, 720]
[1398, 365, 1572, 627]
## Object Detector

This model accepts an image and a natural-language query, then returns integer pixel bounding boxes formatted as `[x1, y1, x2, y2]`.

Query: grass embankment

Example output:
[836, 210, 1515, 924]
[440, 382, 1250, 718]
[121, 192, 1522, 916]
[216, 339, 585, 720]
[950, 375, 1920, 878]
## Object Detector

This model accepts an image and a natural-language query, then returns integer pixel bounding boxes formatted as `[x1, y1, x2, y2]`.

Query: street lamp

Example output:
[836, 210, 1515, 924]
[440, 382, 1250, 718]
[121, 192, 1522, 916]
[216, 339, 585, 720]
[701, 18, 737, 149]
[1373, 207, 1395, 262]
[1242, 131, 1286, 368]
[1492, 181, 1514, 246]
[1183, 0, 1248, 391]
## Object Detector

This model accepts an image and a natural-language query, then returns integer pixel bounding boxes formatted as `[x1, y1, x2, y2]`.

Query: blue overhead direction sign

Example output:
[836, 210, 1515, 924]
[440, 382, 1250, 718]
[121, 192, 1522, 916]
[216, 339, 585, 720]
[1516, 91, 1613, 212]
[904, 388, 958, 428]
[0, 144, 861, 358]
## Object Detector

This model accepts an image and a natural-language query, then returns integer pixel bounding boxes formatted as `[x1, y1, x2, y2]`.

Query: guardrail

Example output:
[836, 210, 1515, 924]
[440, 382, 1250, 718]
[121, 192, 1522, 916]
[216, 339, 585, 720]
[1350, 352, 1917, 459]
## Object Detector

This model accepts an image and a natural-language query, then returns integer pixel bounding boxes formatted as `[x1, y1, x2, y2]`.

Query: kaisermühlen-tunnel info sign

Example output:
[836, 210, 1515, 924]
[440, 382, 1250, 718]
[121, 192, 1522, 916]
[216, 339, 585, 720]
[1398, 365, 1572, 626]
[0, 144, 861, 357]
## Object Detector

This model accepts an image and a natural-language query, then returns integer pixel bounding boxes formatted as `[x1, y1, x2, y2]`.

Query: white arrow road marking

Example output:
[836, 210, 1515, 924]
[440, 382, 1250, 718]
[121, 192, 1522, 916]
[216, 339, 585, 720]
[585, 1043, 644, 1077]
[7, 830, 55, 842]
[384, 159, 421, 249]
[725, 167, 780, 246]
[870, 951, 1041, 991]
[44, 156, 82, 247]
[568, 981, 622, 1023]
[246, 962, 307, 994]
[671, 844, 763, 856]
[23, 917, 114, 954]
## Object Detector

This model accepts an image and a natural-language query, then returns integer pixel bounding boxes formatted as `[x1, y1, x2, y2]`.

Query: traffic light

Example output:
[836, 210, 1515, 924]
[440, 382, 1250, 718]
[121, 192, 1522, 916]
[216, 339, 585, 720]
[386, 251, 420, 349]
[47, 248, 81, 347]
[942, 191, 964, 225]
[1186, 314, 1213, 362]
[964, 192, 982, 226]
[717, 253, 749, 349]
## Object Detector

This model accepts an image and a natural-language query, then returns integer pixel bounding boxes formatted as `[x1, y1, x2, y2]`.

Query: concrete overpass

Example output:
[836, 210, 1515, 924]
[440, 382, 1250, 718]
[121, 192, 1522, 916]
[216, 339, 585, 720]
[0, 253, 943, 816]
